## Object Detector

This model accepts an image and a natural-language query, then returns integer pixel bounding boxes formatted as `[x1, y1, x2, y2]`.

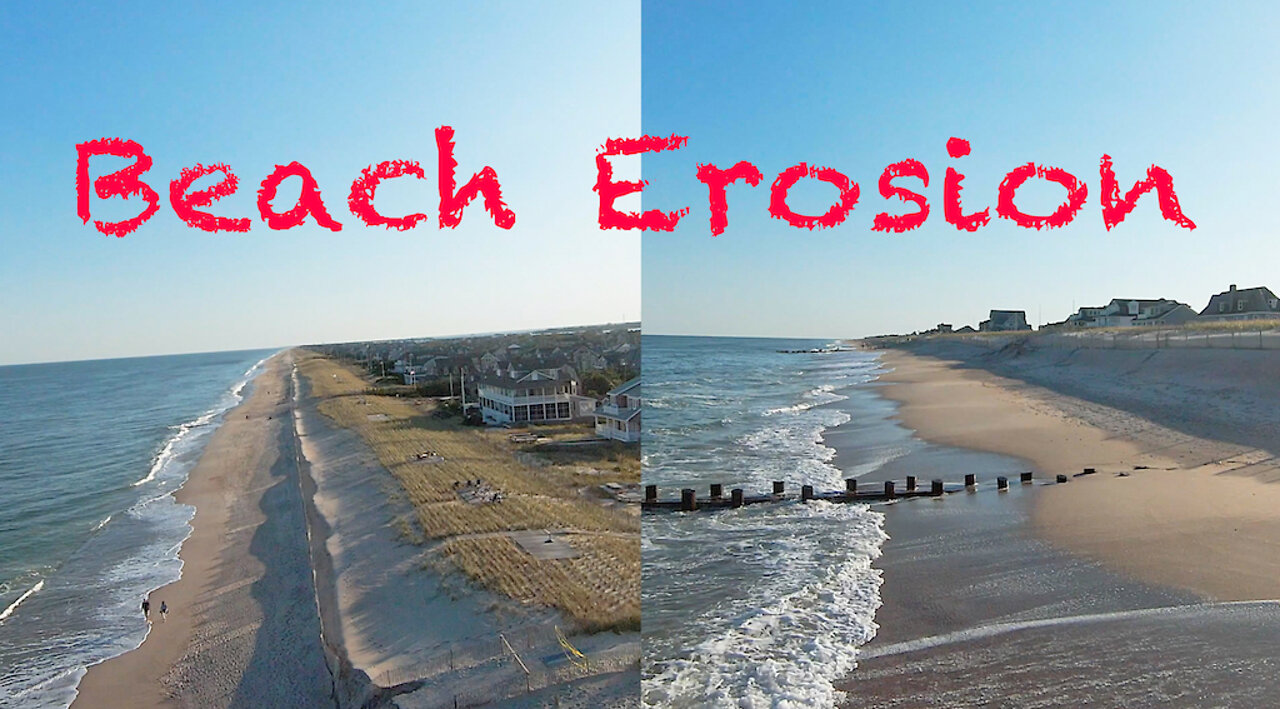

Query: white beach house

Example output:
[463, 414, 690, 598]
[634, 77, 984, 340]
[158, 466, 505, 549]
[594, 377, 641, 442]
[477, 368, 581, 425]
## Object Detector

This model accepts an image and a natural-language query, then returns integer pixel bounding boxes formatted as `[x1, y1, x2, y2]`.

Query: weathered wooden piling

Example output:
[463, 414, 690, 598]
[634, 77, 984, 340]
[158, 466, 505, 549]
[1056, 474, 1069, 483]
[642, 469, 1042, 513]
[1083, 467, 1097, 475]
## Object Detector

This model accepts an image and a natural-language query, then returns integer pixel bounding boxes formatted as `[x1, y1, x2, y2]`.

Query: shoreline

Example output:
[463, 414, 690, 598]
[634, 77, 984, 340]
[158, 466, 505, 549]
[872, 346, 1280, 603]
[72, 350, 333, 708]
[832, 344, 1280, 705]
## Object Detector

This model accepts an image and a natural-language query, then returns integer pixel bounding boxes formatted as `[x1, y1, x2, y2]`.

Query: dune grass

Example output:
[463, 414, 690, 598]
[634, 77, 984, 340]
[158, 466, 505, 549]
[293, 350, 640, 630]
[440, 534, 640, 633]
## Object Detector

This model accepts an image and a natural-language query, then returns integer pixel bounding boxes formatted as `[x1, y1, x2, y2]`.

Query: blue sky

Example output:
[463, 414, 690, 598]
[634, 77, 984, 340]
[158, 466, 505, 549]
[0, 2, 639, 364]
[641, 1, 1280, 338]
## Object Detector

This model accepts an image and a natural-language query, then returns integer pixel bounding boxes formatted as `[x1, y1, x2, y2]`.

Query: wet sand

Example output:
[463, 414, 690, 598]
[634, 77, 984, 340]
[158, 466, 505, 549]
[875, 345, 1280, 600]
[834, 343, 1280, 707]
[73, 352, 333, 708]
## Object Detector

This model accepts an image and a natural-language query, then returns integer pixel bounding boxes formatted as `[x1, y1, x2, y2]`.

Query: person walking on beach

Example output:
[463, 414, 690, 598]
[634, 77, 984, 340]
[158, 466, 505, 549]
[141, 598, 150, 619]
[160, 601, 168, 622]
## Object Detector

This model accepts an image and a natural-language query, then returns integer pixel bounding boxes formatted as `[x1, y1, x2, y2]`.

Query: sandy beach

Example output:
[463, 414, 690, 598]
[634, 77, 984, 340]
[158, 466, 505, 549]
[874, 341, 1280, 601]
[72, 351, 335, 708]
[833, 337, 1280, 706]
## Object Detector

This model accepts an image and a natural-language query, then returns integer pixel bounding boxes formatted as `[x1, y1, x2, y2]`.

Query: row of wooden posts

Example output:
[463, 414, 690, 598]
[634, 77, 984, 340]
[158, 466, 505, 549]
[642, 470, 1077, 511]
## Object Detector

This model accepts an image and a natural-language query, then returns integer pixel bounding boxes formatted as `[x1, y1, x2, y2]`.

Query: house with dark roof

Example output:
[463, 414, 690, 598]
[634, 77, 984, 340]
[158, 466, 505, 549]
[594, 377, 640, 443]
[476, 368, 595, 425]
[979, 310, 1031, 332]
[1095, 298, 1189, 327]
[1198, 285, 1280, 321]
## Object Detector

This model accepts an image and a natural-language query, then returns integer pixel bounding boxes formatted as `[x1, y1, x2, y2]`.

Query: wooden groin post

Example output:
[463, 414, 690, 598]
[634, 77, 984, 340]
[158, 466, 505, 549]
[1020, 472, 1033, 484]
[931, 479, 943, 495]
[731, 488, 744, 508]
[772, 481, 785, 496]
[680, 488, 697, 511]
[710, 483, 723, 498]
[845, 478, 857, 496]
[964, 473, 976, 488]
[645, 485, 657, 503]
[1056, 474, 1069, 483]
[997, 476, 1008, 490]
[906, 475, 917, 491]
[884, 480, 895, 499]
[801, 484, 814, 501]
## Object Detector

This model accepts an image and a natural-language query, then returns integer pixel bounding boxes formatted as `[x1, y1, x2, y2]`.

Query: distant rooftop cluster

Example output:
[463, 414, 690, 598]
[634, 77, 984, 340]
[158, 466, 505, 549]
[895, 285, 1280, 338]
[308, 323, 642, 435]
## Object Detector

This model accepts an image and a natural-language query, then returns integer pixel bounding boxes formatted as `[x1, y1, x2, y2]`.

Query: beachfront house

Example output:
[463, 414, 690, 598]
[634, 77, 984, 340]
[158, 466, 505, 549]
[594, 377, 641, 442]
[1133, 303, 1198, 327]
[979, 310, 1031, 332]
[1060, 299, 1194, 328]
[1198, 285, 1280, 321]
[477, 368, 582, 425]
[1064, 306, 1107, 327]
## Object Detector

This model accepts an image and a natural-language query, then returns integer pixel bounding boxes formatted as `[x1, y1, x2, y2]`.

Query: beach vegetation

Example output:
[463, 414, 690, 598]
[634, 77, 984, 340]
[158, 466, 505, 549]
[294, 350, 640, 631]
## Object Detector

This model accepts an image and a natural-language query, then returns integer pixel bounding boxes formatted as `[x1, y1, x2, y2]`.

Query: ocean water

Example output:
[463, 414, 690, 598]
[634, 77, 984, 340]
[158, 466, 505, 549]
[642, 335, 890, 707]
[0, 349, 275, 708]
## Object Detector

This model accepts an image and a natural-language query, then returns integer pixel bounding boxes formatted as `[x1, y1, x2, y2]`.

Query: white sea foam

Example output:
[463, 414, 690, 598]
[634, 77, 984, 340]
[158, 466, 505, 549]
[130, 355, 269, 487]
[0, 580, 45, 622]
[90, 515, 112, 532]
[645, 344, 892, 707]
[762, 384, 845, 416]
[646, 503, 888, 707]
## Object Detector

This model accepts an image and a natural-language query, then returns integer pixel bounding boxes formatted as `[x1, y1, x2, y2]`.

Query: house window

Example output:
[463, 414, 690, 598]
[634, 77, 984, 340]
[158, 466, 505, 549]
[557, 402, 570, 418]
[1220, 302, 1226, 313]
